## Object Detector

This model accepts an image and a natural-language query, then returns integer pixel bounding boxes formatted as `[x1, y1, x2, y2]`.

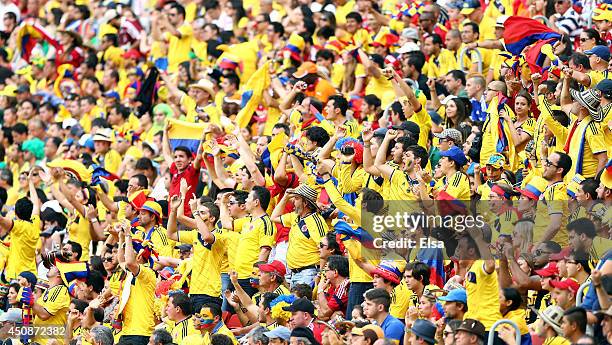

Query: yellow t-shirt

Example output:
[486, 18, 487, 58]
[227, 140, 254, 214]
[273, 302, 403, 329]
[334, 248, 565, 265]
[122, 265, 156, 336]
[477, 16, 497, 41]
[94, 149, 122, 175]
[443, 171, 471, 200]
[171, 317, 198, 344]
[219, 217, 250, 274]
[384, 167, 417, 201]
[566, 119, 607, 180]
[464, 260, 503, 330]
[365, 76, 395, 109]
[281, 212, 329, 270]
[335, 0, 356, 25]
[389, 281, 415, 319]
[4, 216, 39, 280]
[34, 285, 71, 345]
[235, 215, 275, 279]
[140, 225, 176, 258]
[178, 228, 227, 296]
[166, 23, 193, 73]
[68, 213, 92, 260]
[183, 323, 238, 345]
[536, 182, 569, 246]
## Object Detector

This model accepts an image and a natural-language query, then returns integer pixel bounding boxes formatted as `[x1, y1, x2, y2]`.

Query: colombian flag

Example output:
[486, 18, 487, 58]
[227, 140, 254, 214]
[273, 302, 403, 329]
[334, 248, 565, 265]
[91, 164, 120, 186]
[166, 118, 207, 153]
[55, 260, 90, 286]
[14, 21, 59, 62]
[235, 60, 272, 128]
[261, 131, 289, 172]
[503, 16, 561, 56]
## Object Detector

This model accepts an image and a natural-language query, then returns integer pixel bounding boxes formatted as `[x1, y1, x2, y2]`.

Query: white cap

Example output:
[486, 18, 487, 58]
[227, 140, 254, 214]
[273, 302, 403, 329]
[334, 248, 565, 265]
[496, 15, 509, 28]
[62, 118, 78, 129]
[41, 200, 63, 214]
[397, 42, 421, 54]
[143, 141, 159, 155]
[78, 133, 92, 147]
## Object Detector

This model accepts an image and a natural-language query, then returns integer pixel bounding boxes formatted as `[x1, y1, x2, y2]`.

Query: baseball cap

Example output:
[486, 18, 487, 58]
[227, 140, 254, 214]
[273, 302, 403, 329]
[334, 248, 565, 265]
[549, 278, 580, 294]
[549, 247, 571, 261]
[293, 62, 318, 79]
[596, 79, 612, 97]
[456, 319, 485, 339]
[584, 45, 611, 61]
[495, 15, 509, 28]
[264, 326, 291, 341]
[396, 42, 421, 54]
[258, 260, 287, 277]
[282, 297, 315, 314]
[438, 146, 468, 166]
[535, 262, 559, 277]
[438, 288, 467, 304]
[485, 153, 506, 169]
[401, 27, 419, 41]
[433, 128, 463, 144]
[391, 121, 420, 137]
[460, 0, 481, 14]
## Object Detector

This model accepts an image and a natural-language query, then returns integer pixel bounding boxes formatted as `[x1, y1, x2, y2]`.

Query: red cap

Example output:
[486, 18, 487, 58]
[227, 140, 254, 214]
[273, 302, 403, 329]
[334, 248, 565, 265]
[550, 247, 571, 261]
[535, 262, 559, 278]
[258, 260, 287, 277]
[550, 278, 580, 294]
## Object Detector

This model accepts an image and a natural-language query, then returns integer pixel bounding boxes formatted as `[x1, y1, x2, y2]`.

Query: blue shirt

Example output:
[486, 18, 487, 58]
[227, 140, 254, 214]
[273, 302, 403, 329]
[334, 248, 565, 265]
[378, 313, 404, 345]
[582, 250, 611, 311]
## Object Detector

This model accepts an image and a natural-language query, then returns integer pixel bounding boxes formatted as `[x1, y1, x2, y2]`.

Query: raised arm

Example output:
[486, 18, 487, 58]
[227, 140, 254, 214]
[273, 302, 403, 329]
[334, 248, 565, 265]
[374, 129, 399, 179]
[123, 231, 140, 276]
[28, 170, 40, 218]
[233, 133, 265, 186]
[362, 126, 380, 175]
[162, 122, 175, 167]
[167, 195, 183, 241]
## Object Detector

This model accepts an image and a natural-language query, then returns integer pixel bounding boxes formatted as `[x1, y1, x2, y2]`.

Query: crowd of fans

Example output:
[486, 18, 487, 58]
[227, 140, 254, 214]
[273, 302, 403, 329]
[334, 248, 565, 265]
[0, 0, 611, 344]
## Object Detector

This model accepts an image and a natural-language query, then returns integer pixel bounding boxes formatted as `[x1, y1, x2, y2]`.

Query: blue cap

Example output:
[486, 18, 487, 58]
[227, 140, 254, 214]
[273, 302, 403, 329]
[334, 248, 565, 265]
[461, 0, 481, 13]
[264, 326, 291, 341]
[438, 288, 467, 304]
[104, 90, 120, 100]
[439, 146, 468, 166]
[596, 79, 612, 95]
[584, 45, 610, 61]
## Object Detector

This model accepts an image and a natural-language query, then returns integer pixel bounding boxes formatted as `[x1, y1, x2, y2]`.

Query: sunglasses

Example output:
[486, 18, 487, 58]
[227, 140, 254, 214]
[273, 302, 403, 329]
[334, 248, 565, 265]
[103, 257, 113, 262]
[443, 331, 454, 337]
[319, 242, 328, 248]
[580, 37, 591, 42]
[534, 249, 552, 256]
[544, 159, 558, 168]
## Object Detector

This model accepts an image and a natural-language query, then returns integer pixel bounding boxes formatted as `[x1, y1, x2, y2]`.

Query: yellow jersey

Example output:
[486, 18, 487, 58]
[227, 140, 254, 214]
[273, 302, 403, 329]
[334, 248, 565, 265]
[34, 285, 71, 345]
[566, 119, 607, 180]
[171, 317, 198, 344]
[140, 225, 175, 258]
[122, 265, 156, 336]
[183, 323, 238, 345]
[281, 212, 329, 270]
[68, 213, 92, 260]
[178, 228, 228, 296]
[166, 23, 193, 73]
[235, 215, 275, 279]
[442, 171, 471, 200]
[533, 182, 568, 246]
[390, 281, 415, 319]
[464, 260, 503, 330]
[4, 216, 39, 280]
[94, 149, 122, 175]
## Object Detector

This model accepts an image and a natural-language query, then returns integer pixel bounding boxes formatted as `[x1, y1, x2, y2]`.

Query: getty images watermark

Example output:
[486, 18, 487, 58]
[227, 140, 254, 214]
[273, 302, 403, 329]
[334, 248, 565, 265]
[366, 212, 487, 249]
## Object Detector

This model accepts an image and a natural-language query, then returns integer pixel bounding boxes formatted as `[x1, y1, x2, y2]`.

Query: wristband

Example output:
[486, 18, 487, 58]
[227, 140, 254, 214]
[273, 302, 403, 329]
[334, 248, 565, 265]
[90, 218, 98, 223]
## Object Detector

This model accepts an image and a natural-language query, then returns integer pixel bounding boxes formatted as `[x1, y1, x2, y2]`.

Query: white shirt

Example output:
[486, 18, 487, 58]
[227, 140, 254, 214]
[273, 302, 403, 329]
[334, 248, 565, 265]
[0, 1, 20, 31]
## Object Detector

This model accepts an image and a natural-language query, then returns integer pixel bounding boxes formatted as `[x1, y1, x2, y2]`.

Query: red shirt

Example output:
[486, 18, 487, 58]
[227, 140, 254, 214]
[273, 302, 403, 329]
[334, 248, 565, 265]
[169, 162, 198, 216]
[325, 278, 350, 315]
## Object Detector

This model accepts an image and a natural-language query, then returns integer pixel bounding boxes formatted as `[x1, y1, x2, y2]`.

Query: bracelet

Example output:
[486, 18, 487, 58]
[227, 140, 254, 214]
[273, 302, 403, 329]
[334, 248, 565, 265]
[364, 144, 371, 148]
[90, 218, 98, 223]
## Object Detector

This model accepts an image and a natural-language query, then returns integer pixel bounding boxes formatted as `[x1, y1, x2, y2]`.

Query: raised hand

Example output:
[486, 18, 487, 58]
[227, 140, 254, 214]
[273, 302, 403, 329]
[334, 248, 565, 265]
[170, 195, 183, 212]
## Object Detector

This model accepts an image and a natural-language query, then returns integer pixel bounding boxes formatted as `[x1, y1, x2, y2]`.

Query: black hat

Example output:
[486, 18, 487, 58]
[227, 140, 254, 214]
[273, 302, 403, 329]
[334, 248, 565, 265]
[290, 327, 320, 345]
[175, 244, 193, 252]
[456, 319, 486, 339]
[282, 297, 315, 314]
[390, 121, 420, 137]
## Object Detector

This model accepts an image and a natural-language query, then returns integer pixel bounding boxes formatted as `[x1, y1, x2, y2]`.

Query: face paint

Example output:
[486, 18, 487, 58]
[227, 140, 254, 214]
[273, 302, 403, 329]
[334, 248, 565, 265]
[249, 277, 260, 288]
[195, 308, 215, 329]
